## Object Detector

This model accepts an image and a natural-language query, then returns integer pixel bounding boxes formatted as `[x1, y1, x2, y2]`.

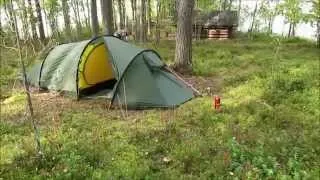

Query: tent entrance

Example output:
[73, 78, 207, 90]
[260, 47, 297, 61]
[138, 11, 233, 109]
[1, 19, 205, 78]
[78, 42, 116, 98]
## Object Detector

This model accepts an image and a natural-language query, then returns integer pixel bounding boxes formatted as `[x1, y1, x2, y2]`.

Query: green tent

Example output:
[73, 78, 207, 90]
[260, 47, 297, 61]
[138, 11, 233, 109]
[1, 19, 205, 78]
[27, 36, 195, 108]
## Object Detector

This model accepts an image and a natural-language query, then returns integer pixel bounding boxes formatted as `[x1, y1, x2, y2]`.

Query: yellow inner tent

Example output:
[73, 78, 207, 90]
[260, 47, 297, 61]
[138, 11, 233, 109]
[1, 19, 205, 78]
[78, 43, 115, 89]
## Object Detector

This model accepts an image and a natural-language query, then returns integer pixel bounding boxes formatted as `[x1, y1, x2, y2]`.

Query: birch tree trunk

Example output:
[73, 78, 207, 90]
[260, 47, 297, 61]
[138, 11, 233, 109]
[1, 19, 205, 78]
[174, 0, 195, 71]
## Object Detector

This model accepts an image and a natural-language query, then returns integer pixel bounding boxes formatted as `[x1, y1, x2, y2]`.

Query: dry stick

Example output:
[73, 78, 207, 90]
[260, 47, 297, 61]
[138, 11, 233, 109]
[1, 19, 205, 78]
[123, 77, 128, 117]
[11, 0, 42, 157]
[116, 94, 127, 120]
[164, 66, 202, 97]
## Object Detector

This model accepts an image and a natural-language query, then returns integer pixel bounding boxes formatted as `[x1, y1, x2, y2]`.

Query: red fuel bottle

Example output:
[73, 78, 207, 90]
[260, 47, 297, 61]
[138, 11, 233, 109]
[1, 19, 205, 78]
[213, 95, 221, 111]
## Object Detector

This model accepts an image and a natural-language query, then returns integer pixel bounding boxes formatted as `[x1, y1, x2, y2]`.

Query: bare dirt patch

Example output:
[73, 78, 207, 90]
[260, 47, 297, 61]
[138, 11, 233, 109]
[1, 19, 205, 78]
[183, 75, 224, 96]
[2, 75, 222, 125]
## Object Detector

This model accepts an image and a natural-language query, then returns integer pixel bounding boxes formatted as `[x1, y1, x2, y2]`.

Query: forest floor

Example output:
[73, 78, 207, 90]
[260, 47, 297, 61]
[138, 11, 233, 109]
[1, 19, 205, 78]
[1, 35, 319, 179]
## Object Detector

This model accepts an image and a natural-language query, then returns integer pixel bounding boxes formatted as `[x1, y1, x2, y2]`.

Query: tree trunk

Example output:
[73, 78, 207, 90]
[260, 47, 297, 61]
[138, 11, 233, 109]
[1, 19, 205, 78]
[48, 16, 56, 38]
[174, 0, 195, 71]
[35, 0, 45, 40]
[222, 0, 228, 10]
[288, 23, 292, 37]
[0, 14, 2, 35]
[76, 1, 82, 36]
[268, 16, 273, 33]
[43, 1, 58, 39]
[71, 0, 82, 38]
[113, 2, 118, 31]
[80, 1, 90, 29]
[147, 0, 151, 37]
[237, 0, 241, 29]
[125, 15, 129, 30]
[101, 0, 115, 35]
[18, 0, 29, 39]
[41, 1, 50, 37]
[62, 0, 71, 39]
[130, 0, 136, 39]
[91, 0, 99, 37]
[117, 0, 124, 29]
[87, 0, 91, 28]
[228, 0, 233, 10]
[292, 23, 296, 37]
[55, 16, 60, 38]
[4, 2, 15, 32]
[133, 0, 139, 40]
[140, 0, 146, 42]
[136, 0, 141, 40]
[155, 0, 161, 45]
[248, 0, 258, 33]
[122, 0, 127, 30]
[317, 20, 320, 48]
[27, 0, 38, 39]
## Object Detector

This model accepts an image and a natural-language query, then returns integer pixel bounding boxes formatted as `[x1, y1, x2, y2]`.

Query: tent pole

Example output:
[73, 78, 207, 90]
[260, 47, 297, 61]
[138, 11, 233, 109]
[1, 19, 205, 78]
[164, 66, 202, 97]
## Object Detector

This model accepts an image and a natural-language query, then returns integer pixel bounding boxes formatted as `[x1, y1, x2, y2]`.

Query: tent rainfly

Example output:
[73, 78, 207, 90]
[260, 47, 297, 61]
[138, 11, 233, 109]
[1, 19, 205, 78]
[27, 36, 195, 108]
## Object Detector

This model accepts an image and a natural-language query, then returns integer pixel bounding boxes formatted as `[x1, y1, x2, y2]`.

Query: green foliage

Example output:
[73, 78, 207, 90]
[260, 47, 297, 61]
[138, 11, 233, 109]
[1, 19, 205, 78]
[277, 0, 306, 25]
[259, 0, 278, 19]
[1, 36, 319, 179]
[195, 0, 220, 12]
[258, 0, 280, 32]
[304, 0, 320, 23]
